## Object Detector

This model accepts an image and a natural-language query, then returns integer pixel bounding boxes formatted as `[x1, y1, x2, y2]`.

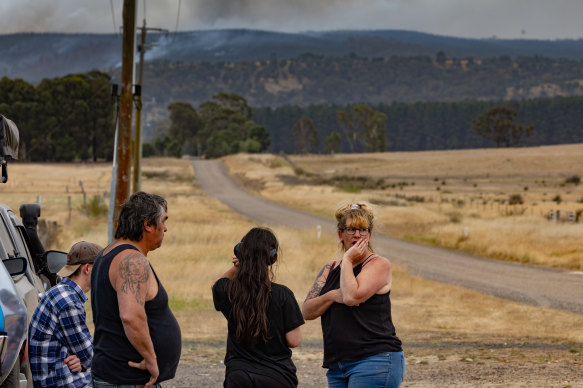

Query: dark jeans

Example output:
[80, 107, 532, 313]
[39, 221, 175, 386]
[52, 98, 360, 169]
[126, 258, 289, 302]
[92, 375, 162, 388]
[224, 369, 291, 388]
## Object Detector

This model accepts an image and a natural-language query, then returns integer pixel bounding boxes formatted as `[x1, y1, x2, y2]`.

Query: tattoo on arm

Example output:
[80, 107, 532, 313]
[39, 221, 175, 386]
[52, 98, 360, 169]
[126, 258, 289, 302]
[119, 253, 150, 305]
[305, 263, 331, 301]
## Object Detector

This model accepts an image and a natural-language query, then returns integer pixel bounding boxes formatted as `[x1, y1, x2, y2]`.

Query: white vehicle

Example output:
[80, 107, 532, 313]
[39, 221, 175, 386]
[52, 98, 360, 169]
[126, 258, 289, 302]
[0, 115, 66, 388]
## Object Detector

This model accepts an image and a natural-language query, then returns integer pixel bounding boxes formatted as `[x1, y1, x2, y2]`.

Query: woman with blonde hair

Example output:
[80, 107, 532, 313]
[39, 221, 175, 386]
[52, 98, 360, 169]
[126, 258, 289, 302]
[302, 202, 404, 387]
[213, 227, 304, 388]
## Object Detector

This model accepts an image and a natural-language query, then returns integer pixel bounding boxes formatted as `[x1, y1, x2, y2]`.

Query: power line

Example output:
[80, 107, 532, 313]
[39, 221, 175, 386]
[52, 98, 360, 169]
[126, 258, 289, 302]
[174, 0, 181, 34]
[110, 0, 118, 35]
[132, 19, 168, 193]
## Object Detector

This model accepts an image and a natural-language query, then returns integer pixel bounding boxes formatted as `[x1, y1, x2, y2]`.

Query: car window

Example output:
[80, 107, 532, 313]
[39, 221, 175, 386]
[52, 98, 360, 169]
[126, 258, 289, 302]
[15, 226, 32, 259]
[0, 217, 17, 258]
[15, 225, 38, 273]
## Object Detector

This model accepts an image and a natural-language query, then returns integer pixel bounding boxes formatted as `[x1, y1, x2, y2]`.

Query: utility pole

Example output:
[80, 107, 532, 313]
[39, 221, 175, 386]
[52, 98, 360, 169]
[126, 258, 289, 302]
[112, 0, 136, 236]
[132, 19, 167, 194]
[107, 84, 121, 243]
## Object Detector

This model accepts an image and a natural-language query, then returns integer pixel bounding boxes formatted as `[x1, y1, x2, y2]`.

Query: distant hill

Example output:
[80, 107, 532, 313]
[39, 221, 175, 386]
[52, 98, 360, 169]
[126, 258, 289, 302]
[138, 55, 583, 111]
[1, 29, 583, 82]
[4, 28, 583, 143]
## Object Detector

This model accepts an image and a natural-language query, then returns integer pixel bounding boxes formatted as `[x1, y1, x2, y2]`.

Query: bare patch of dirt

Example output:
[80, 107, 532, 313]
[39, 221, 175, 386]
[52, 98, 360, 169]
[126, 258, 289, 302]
[166, 341, 583, 387]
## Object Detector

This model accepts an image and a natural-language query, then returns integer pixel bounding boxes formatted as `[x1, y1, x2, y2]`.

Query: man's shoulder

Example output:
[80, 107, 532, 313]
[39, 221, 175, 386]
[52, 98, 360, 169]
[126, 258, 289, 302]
[113, 249, 150, 276]
[32, 283, 72, 320]
[46, 281, 81, 305]
[106, 243, 147, 268]
[44, 281, 70, 298]
[108, 244, 147, 264]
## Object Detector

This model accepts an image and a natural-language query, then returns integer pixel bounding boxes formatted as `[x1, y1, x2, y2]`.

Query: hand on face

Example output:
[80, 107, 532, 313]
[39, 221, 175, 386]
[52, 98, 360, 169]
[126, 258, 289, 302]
[343, 236, 370, 264]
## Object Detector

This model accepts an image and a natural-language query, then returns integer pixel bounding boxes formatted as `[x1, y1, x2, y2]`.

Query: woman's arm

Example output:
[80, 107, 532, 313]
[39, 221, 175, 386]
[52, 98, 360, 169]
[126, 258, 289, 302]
[285, 326, 302, 348]
[340, 238, 392, 306]
[213, 256, 239, 285]
[301, 261, 343, 320]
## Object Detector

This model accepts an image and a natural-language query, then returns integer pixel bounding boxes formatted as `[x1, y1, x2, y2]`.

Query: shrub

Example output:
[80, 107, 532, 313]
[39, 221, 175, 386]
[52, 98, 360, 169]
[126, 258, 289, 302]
[448, 212, 461, 223]
[238, 138, 262, 153]
[565, 175, 581, 185]
[326, 175, 387, 191]
[81, 195, 108, 218]
[142, 143, 157, 157]
[508, 194, 524, 205]
[552, 195, 562, 204]
[268, 158, 288, 169]
[293, 167, 307, 176]
[395, 194, 425, 203]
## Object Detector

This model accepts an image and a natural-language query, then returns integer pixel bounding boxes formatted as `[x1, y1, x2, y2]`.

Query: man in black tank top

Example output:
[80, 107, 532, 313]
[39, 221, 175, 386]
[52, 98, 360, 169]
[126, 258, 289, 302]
[91, 192, 181, 388]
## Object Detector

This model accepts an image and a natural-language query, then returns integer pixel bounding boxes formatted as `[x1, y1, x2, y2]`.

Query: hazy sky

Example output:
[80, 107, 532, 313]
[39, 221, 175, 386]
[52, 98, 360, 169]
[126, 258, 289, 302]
[1, 0, 582, 40]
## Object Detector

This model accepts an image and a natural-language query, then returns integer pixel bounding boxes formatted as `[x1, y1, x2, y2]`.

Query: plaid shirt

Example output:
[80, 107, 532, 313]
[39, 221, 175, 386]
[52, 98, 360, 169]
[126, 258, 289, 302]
[29, 277, 93, 388]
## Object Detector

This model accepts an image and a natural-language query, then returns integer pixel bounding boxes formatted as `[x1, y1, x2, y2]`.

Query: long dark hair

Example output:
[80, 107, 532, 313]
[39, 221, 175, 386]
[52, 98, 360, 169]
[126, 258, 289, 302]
[228, 227, 279, 345]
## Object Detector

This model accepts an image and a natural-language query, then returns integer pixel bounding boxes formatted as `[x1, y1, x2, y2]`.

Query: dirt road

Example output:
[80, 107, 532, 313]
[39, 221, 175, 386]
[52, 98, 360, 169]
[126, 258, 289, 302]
[192, 159, 583, 315]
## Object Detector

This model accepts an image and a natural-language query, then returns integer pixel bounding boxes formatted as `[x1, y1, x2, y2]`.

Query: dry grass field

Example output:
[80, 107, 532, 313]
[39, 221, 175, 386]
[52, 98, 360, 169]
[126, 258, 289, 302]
[2, 147, 583, 386]
[224, 144, 583, 271]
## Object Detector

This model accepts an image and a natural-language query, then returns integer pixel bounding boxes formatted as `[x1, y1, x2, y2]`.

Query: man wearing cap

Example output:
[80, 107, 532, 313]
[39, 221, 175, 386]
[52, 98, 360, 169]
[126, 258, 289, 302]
[28, 241, 102, 388]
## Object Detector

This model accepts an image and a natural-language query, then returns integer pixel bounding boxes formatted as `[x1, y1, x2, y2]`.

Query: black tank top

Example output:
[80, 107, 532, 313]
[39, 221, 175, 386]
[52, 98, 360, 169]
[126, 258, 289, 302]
[91, 244, 182, 384]
[320, 260, 402, 367]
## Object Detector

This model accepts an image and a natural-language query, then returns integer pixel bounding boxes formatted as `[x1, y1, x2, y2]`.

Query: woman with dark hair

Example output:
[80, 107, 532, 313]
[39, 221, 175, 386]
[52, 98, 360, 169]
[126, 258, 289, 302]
[302, 201, 404, 388]
[212, 227, 304, 388]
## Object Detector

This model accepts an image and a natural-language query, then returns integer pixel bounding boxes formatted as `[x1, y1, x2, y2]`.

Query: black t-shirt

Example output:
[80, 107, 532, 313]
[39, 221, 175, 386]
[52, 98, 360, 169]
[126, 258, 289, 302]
[212, 278, 304, 387]
[320, 260, 402, 367]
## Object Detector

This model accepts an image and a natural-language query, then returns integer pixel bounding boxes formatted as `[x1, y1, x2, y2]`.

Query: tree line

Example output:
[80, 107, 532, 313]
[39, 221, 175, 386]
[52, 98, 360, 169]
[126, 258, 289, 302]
[1, 70, 582, 161]
[0, 71, 115, 161]
[156, 99, 391, 157]
[252, 96, 583, 153]
[161, 95, 552, 156]
[0, 73, 271, 161]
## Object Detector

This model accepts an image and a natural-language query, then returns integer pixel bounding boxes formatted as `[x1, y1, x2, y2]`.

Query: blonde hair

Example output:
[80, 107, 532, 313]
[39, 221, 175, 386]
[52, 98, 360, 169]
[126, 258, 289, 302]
[334, 201, 375, 253]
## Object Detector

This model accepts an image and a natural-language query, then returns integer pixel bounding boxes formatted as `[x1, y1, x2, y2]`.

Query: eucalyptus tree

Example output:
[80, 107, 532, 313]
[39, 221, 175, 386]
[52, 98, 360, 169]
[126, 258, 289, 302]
[337, 104, 387, 152]
[472, 106, 534, 147]
[291, 114, 319, 154]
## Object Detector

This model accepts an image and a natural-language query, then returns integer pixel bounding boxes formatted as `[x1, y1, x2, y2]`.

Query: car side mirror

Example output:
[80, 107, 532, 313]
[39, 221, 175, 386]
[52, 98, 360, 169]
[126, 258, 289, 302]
[3, 257, 27, 276]
[44, 250, 67, 274]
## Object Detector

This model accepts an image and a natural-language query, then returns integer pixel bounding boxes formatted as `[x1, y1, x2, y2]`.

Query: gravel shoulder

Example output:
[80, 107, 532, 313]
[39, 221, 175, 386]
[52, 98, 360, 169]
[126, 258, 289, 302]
[165, 341, 583, 388]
